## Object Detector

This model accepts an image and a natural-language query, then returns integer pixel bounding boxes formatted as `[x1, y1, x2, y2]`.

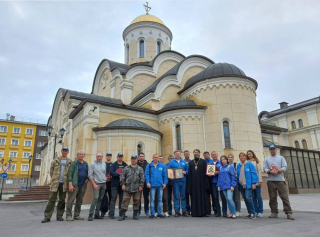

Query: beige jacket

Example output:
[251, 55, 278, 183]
[49, 156, 72, 192]
[251, 160, 263, 184]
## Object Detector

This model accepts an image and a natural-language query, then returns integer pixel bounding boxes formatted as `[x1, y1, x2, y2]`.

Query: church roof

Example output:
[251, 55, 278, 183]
[178, 63, 258, 94]
[130, 14, 165, 26]
[130, 55, 214, 105]
[162, 100, 197, 109]
[93, 119, 163, 136]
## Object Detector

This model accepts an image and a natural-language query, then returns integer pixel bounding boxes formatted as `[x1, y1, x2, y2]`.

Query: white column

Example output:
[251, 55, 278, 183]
[120, 80, 134, 104]
[305, 107, 319, 126]
[282, 134, 289, 146]
[309, 129, 318, 150]
[272, 134, 279, 144]
[315, 129, 320, 151]
[278, 115, 288, 129]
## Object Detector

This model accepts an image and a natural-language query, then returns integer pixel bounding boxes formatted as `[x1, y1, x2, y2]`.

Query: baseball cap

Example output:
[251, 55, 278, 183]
[106, 152, 112, 156]
[131, 155, 138, 159]
[117, 152, 123, 157]
[61, 147, 69, 151]
[269, 144, 277, 149]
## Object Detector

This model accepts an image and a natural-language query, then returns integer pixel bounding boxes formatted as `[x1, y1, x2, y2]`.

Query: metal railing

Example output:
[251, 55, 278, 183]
[0, 114, 46, 125]
[0, 177, 40, 194]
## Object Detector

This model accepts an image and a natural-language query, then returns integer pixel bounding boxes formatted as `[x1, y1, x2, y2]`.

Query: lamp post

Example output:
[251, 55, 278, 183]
[0, 158, 12, 200]
[47, 126, 65, 160]
[27, 155, 33, 190]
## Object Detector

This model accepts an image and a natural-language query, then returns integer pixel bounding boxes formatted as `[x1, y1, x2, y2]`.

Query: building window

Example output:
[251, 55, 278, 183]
[126, 44, 129, 63]
[11, 139, 19, 146]
[0, 151, 3, 157]
[34, 166, 41, 171]
[6, 179, 13, 184]
[139, 40, 145, 57]
[302, 139, 308, 149]
[23, 152, 31, 158]
[36, 178, 39, 184]
[176, 124, 182, 151]
[21, 164, 29, 171]
[291, 121, 296, 130]
[137, 142, 145, 156]
[26, 128, 33, 135]
[24, 140, 32, 147]
[223, 121, 231, 149]
[9, 151, 18, 158]
[13, 127, 21, 134]
[8, 164, 16, 171]
[36, 153, 41, 159]
[157, 41, 162, 54]
[37, 142, 45, 147]
[0, 125, 8, 132]
[0, 138, 6, 145]
[38, 130, 48, 136]
[20, 178, 28, 184]
[298, 119, 304, 128]
[294, 141, 300, 149]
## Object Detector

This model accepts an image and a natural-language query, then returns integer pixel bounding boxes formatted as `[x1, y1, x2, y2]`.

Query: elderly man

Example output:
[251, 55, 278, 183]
[41, 147, 72, 223]
[88, 153, 106, 221]
[66, 150, 89, 221]
[118, 155, 145, 221]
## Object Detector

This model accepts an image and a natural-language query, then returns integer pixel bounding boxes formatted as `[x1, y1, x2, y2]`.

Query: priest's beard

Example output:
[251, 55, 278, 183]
[194, 155, 200, 160]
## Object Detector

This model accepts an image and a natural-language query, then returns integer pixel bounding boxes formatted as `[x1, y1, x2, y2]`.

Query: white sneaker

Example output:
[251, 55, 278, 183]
[164, 212, 169, 217]
[257, 213, 263, 217]
[236, 211, 241, 217]
[155, 212, 158, 217]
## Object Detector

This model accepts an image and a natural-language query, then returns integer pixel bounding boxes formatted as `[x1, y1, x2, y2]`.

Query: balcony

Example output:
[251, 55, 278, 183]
[23, 146, 32, 150]
[7, 171, 15, 175]
[10, 145, 19, 149]
[0, 145, 5, 149]
[25, 134, 33, 139]
[9, 157, 17, 162]
[21, 158, 31, 162]
[0, 132, 7, 137]
[12, 133, 21, 138]
[19, 171, 29, 175]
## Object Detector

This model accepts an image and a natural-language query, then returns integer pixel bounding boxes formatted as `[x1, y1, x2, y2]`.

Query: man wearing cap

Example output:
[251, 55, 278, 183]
[41, 147, 72, 223]
[66, 150, 89, 221]
[118, 155, 145, 221]
[109, 152, 128, 219]
[137, 152, 150, 217]
[264, 145, 294, 220]
[100, 152, 113, 217]
[88, 153, 106, 221]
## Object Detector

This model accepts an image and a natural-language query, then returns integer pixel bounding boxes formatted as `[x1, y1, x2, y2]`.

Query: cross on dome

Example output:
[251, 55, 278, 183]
[144, 2, 151, 14]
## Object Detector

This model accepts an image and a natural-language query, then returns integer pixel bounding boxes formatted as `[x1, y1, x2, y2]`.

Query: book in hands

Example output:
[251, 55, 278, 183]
[115, 168, 123, 174]
[269, 164, 279, 172]
[167, 168, 184, 179]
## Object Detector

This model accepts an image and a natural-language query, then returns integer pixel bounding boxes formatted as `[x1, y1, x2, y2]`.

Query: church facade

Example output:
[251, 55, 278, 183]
[39, 12, 264, 185]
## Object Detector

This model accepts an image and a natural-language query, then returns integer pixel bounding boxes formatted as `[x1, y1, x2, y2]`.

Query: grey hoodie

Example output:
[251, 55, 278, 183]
[88, 160, 107, 184]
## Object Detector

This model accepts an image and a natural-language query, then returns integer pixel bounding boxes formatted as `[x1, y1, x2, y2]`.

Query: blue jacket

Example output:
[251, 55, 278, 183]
[210, 159, 222, 183]
[237, 161, 259, 189]
[145, 162, 168, 187]
[167, 158, 188, 183]
[204, 157, 213, 164]
[110, 161, 128, 187]
[217, 164, 237, 190]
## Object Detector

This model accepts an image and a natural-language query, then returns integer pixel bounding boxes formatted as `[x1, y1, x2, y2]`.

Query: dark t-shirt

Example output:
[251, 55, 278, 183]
[77, 161, 87, 186]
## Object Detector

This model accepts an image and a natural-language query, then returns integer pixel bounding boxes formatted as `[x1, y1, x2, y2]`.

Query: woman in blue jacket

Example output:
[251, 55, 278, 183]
[217, 155, 237, 219]
[237, 152, 259, 219]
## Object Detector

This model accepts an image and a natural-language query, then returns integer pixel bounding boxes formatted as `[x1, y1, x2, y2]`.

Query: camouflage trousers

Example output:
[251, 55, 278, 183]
[121, 191, 141, 211]
[44, 183, 66, 219]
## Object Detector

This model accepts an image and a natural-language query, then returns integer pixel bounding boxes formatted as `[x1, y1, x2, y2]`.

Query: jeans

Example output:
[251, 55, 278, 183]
[252, 185, 263, 214]
[150, 187, 163, 215]
[109, 186, 124, 216]
[238, 184, 255, 215]
[155, 186, 168, 213]
[139, 183, 150, 214]
[267, 181, 292, 214]
[172, 181, 186, 212]
[44, 183, 66, 219]
[212, 183, 227, 214]
[223, 190, 236, 215]
[167, 184, 173, 213]
[66, 183, 87, 217]
[89, 183, 106, 216]
[233, 185, 241, 212]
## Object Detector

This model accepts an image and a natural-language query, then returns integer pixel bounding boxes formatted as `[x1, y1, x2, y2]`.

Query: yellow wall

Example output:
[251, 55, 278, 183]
[0, 121, 37, 178]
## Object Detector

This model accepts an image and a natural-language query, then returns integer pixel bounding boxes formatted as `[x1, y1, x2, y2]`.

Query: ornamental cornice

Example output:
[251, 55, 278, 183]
[96, 128, 162, 141]
[159, 109, 205, 124]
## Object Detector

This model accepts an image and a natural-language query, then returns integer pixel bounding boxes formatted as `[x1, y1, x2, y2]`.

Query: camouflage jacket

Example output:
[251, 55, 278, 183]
[50, 156, 72, 192]
[120, 165, 145, 193]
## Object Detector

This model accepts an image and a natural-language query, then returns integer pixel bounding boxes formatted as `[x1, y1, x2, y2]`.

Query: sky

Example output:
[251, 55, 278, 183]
[1, 0, 320, 122]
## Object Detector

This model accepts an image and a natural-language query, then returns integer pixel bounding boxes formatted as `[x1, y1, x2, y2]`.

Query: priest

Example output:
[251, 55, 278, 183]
[187, 149, 211, 217]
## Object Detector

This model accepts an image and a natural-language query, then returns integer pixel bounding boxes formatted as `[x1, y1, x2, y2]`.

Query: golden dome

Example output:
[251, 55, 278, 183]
[130, 14, 165, 26]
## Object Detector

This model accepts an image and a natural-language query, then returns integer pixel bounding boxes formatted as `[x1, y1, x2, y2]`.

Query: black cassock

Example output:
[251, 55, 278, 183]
[187, 158, 211, 217]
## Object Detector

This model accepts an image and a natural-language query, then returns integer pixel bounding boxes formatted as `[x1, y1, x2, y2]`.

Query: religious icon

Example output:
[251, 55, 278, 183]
[206, 164, 216, 175]
[167, 168, 184, 179]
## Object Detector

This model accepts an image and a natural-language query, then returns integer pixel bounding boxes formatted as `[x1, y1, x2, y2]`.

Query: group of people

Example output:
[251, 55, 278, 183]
[41, 144, 295, 223]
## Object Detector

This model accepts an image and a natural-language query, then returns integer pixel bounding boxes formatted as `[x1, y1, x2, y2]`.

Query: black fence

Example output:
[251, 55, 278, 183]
[281, 147, 320, 189]
[0, 177, 39, 194]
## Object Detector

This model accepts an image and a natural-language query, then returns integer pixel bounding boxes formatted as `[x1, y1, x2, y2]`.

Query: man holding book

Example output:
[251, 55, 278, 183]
[263, 144, 294, 220]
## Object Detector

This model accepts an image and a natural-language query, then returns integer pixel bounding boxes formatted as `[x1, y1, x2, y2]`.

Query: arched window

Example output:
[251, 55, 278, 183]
[223, 121, 231, 149]
[137, 144, 142, 156]
[302, 139, 308, 149]
[126, 44, 129, 63]
[157, 41, 162, 54]
[139, 40, 145, 58]
[291, 121, 296, 130]
[294, 140, 300, 149]
[298, 119, 303, 128]
[176, 124, 182, 151]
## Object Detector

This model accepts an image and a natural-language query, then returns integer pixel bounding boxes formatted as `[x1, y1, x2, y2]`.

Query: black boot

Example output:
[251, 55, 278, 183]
[133, 210, 139, 220]
[118, 209, 126, 221]
[88, 214, 93, 221]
